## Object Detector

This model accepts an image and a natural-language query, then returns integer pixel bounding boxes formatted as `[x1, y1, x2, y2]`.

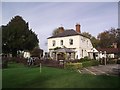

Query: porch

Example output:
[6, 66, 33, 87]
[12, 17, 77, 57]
[52, 48, 75, 61]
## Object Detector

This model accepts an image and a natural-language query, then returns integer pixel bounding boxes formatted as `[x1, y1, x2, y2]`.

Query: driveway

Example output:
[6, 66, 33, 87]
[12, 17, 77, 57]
[79, 64, 120, 76]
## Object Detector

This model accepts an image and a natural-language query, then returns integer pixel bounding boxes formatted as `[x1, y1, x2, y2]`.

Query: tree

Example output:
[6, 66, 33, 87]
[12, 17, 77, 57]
[2, 16, 39, 57]
[116, 28, 120, 48]
[30, 47, 43, 58]
[82, 32, 99, 48]
[82, 32, 92, 39]
[52, 28, 60, 36]
[52, 27, 64, 36]
[2, 25, 11, 54]
[91, 36, 100, 48]
[97, 28, 118, 48]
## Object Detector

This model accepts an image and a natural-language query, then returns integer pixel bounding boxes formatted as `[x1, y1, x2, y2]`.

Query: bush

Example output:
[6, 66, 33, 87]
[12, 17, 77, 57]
[82, 60, 99, 67]
[108, 60, 116, 64]
[117, 60, 120, 64]
[92, 60, 99, 66]
[64, 60, 99, 70]
[64, 62, 82, 70]
[107, 58, 117, 64]
[79, 56, 91, 62]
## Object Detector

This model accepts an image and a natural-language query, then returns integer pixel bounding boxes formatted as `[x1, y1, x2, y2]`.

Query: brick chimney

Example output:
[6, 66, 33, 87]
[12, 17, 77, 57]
[76, 23, 81, 33]
[59, 27, 64, 33]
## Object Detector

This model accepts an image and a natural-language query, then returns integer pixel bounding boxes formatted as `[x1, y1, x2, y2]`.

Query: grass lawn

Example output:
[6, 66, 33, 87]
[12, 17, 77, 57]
[2, 63, 120, 88]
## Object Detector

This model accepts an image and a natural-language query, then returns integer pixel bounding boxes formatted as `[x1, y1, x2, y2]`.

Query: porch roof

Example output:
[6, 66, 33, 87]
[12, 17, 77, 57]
[53, 48, 75, 53]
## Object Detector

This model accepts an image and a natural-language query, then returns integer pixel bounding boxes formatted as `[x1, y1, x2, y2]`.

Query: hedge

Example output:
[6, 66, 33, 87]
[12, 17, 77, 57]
[64, 60, 99, 70]
[82, 60, 99, 67]
[80, 56, 90, 62]
[64, 62, 82, 70]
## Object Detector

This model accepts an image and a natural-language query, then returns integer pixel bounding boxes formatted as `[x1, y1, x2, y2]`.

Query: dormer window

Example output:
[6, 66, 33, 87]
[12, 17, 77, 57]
[52, 40, 56, 46]
[60, 40, 63, 45]
[69, 39, 73, 45]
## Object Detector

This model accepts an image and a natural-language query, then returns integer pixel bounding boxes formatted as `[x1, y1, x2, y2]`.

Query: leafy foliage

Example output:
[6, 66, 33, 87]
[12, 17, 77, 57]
[82, 28, 120, 48]
[82, 60, 99, 67]
[82, 32, 92, 39]
[97, 28, 119, 48]
[30, 47, 43, 57]
[79, 56, 91, 62]
[64, 62, 82, 70]
[52, 28, 60, 36]
[52, 27, 64, 36]
[2, 16, 39, 56]
[116, 28, 120, 48]
[82, 32, 99, 48]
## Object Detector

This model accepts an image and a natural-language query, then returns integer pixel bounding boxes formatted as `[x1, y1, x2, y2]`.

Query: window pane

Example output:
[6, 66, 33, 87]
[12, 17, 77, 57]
[53, 40, 55, 46]
[61, 40, 63, 45]
[69, 39, 73, 45]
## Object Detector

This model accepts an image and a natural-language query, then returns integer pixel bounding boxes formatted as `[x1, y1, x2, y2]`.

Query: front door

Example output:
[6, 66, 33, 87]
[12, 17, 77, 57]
[57, 53, 65, 60]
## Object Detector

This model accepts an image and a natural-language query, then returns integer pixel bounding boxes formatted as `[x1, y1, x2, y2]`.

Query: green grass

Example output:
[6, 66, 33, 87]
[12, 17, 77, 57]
[2, 63, 120, 88]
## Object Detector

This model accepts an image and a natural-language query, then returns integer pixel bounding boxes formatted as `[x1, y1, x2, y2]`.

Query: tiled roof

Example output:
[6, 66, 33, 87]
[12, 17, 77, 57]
[47, 29, 88, 39]
[97, 48, 120, 54]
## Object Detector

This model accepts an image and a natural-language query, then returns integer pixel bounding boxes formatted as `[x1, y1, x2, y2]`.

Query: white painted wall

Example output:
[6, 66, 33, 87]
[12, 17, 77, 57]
[23, 52, 30, 58]
[108, 54, 114, 58]
[48, 35, 80, 50]
[48, 35, 93, 59]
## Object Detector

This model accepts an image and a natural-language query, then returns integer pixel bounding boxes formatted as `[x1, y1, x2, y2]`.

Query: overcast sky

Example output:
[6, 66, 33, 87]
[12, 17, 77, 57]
[2, 1, 118, 52]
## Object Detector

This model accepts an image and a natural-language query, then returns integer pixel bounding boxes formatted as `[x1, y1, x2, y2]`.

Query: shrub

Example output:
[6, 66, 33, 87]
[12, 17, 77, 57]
[117, 60, 120, 64]
[92, 60, 99, 66]
[30, 48, 43, 57]
[82, 60, 99, 67]
[82, 61, 92, 67]
[108, 60, 116, 64]
[64, 62, 82, 70]
[79, 56, 91, 62]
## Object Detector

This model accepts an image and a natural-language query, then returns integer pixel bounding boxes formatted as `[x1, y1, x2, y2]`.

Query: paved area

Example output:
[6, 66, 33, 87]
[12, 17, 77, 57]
[79, 64, 120, 76]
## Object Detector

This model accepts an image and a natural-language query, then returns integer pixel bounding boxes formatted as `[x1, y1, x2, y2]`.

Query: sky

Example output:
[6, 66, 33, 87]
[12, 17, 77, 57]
[1, 1, 119, 52]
